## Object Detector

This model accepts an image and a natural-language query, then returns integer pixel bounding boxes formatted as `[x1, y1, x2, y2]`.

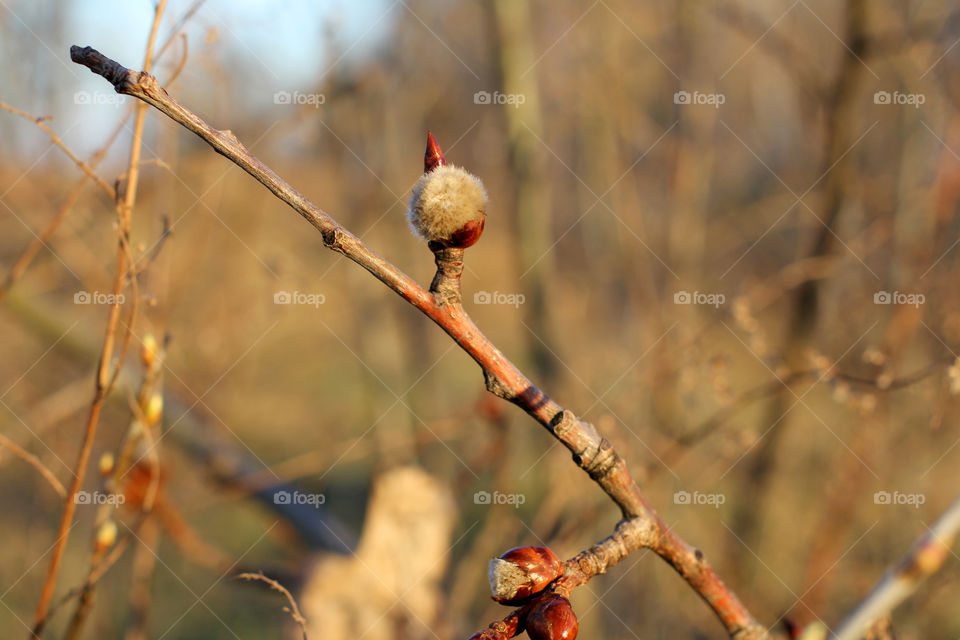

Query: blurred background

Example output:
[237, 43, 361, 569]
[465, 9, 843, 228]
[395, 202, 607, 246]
[2, 0, 960, 637]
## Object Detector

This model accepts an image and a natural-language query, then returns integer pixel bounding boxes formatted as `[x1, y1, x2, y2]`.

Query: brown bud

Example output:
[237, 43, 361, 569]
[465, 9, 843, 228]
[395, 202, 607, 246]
[489, 546, 563, 605]
[525, 594, 578, 640]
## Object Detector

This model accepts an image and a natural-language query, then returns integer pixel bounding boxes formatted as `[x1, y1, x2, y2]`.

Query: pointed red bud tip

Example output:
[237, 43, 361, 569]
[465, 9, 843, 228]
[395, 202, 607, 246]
[424, 130, 446, 173]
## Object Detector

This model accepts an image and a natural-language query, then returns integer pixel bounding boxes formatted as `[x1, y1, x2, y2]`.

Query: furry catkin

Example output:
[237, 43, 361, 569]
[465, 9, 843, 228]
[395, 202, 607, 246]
[407, 165, 487, 243]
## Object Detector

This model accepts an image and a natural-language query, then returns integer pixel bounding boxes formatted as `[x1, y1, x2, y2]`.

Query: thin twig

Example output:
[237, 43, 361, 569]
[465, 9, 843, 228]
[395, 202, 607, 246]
[0, 101, 116, 199]
[0, 113, 127, 303]
[828, 493, 960, 640]
[29, 5, 166, 634]
[0, 433, 66, 498]
[236, 572, 309, 640]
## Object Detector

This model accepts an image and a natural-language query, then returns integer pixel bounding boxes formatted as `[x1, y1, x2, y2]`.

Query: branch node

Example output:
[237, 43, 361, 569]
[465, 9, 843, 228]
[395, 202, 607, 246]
[484, 369, 515, 400]
[429, 245, 464, 306]
[321, 226, 344, 250]
[551, 410, 616, 481]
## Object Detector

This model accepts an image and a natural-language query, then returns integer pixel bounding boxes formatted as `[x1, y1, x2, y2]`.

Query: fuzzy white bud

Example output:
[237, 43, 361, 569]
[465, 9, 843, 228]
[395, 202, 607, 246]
[407, 165, 487, 247]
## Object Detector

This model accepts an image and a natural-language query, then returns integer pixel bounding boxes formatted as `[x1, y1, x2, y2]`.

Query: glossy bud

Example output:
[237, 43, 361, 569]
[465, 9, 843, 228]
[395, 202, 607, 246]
[525, 594, 578, 640]
[489, 546, 563, 605]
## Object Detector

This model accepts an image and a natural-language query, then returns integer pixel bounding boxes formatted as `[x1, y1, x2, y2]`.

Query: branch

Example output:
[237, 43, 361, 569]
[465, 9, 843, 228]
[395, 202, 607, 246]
[0, 101, 116, 199]
[828, 493, 960, 640]
[236, 572, 309, 640]
[0, 433, 66, 498]
[470, 519, 655, 638]
[29, 6, 165, 631]
[69, 45, 767, 639]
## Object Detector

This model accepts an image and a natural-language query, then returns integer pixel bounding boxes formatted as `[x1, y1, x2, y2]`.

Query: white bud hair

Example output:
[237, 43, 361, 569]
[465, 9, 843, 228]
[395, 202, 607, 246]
[407, 165, 487, 243]
[488, 557, 527, 601]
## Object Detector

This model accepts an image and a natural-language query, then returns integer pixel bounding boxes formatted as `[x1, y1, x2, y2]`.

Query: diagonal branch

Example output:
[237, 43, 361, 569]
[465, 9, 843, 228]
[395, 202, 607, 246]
[69, 45, 767, 639]
[828, 493, 960, 640]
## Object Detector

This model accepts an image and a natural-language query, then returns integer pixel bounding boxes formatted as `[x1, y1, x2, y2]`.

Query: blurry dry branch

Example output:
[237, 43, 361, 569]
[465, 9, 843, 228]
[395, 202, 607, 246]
[0, 101, 116, 199]
[829, 493, 960, 640]
[236, 571, 309, 640]
[0, 432, 65, 498]
[30, 2, 168, 635]
[0, 103, 126, 303]
[70, 45, 768, 638]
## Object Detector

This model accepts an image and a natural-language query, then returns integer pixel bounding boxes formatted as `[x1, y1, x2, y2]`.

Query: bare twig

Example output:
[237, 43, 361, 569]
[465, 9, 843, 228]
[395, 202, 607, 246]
[828, 494, 960, 640]
[0, 113, 127, 303]
[0, 433, 66, 498]
[658, 358, 953, 457]
[236, 572, 309, 640]
[69, 46, 768, 638]
[64, 328, 168, 638]
[0, 101, 117, 199]
[29, 4, 166, 634]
